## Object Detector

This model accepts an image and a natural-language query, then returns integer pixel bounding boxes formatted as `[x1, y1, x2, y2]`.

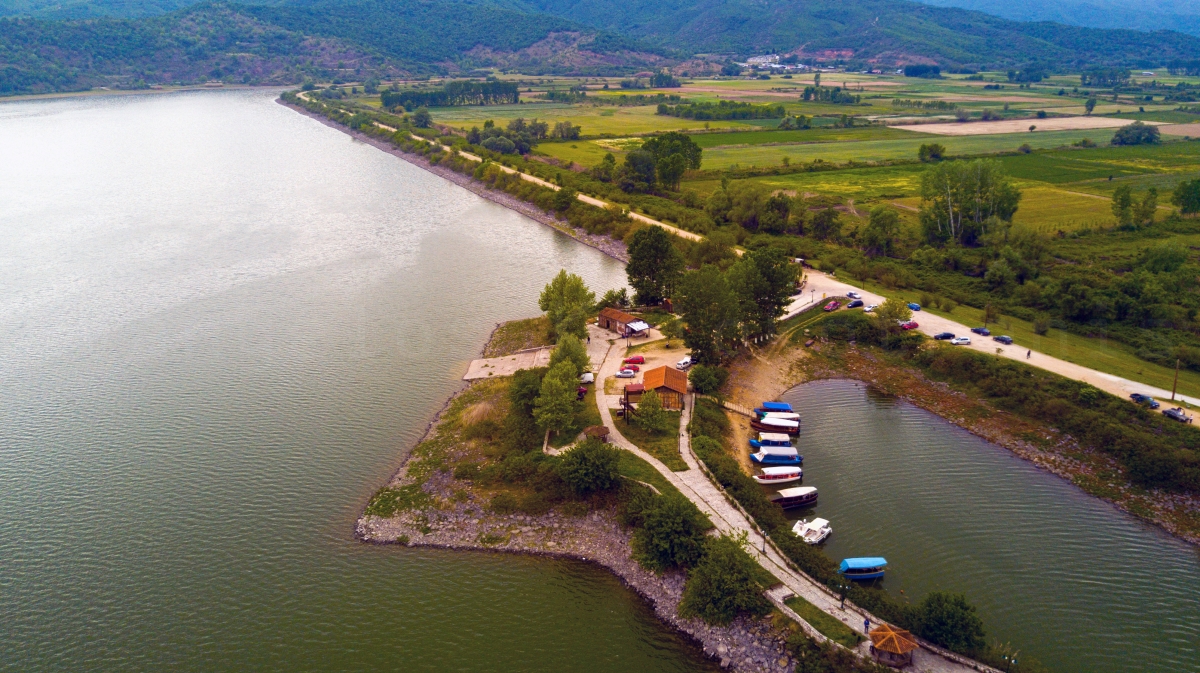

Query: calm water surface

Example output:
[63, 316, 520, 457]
[0, 90, 720, 672]
[780, 380, 1200, 673]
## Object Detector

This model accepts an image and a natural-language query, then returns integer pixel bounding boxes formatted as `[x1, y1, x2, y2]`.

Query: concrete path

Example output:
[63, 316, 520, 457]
[594, 340, 989, 673]
[788, 269, 1200, 408]
[463, 347, 552, 380]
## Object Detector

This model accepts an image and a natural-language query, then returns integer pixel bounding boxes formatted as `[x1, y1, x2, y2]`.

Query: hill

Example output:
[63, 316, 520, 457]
[913, 0, 1200, 39]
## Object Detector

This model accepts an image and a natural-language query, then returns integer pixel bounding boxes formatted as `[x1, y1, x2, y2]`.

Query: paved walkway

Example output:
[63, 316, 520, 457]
[593, 340, 988, 673]
[463, 347, 552, 380]
[789, 269, 1200, 408]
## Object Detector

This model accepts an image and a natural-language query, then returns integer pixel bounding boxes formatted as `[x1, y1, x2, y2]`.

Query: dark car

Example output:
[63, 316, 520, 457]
[1163, 407, 1193, 423]
[1130, 393, 1160, 409]
[993, 335, 1013, 345]
[970, 327, 991, 336]
[933, 332, 955, 340]
[847, 299, 864, 308]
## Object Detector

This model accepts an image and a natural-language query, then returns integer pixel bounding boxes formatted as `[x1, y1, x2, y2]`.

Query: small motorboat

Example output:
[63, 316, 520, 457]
[753, 466, 802, 484]
[750, 449, 802, 466]
[755, 401, 793, 414]
[769, 486, 818, 509]
[792, 518, 832, 544]
[749, 432, 793, 449]
[751, 416, 799, 435]
[839, 557, 887, 580]
[758, 411, 801, 421]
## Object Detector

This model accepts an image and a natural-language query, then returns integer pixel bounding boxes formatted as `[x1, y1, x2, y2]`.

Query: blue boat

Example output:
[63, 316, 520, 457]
[750, 446, 803, 465]
[756, 401, 793, 413]
[749, 432, 793, 449]
[839, 557, 888, 580]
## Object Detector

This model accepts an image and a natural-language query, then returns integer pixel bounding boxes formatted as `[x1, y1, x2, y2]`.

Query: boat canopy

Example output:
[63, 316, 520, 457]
[760, 412, 801, 420]
[777, 486, 816, 498]
[761, 402, 792, 411]
[761, 466, 801, 475]
[807, 517, 830, 528]
[758, 445, 799, 456]
[758, 433, 792, 442]
[840, 557, 888, 572]
[758, 417, 799, 428]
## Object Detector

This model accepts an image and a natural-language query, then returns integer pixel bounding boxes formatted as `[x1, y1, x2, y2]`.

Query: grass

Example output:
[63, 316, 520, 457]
[482, 316, 552, 358]
[689, 126, 913, 149]
[617, 449, 681, 497]
[433, 103, 755, 136]
[613, 410, 688, 471]
[784, 595, 864, 648]
[890, 185, 1119, 233]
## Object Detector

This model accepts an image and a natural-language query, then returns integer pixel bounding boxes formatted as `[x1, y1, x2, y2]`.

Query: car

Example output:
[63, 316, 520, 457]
[615, 369, 636, 378]
[579, 372, 595, 384]
[907, 302, 921, 311]
[623, 355, 645, 365]
[970, 327, 991, 336]
[623, 364, 640, 372]
[1129, 393, 1160, 409]
[993, 335, 1013, 345]
[823, 300, 841, 312]
[676, 355, 694, 370]
[950, 336, 971, 346]
[1163, 407, 1193, 423]
[933, 332, 954, 340]
[846, 291, 862, 299]
[901, 321, 919, 330]
[847, 299, 864, 308]
[863, 304, 878, 313]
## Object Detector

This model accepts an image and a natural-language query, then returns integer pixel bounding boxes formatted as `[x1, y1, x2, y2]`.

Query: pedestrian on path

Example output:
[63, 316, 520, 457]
[1026, 349, 1031, 359]
[864, 617, 870, 633]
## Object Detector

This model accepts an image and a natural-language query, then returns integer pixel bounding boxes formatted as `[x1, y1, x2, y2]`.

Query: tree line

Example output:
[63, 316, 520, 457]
[381, 80, 519, 110]
[656, 101, 786, 120]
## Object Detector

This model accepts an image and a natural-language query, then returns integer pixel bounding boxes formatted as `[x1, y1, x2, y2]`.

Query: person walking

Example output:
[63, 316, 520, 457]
[1026, 349, 1031, 359]
[864, 617, 870, 634]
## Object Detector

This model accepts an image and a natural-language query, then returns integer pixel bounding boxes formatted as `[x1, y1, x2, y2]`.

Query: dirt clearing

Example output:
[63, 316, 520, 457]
[891, 116, 1155, 136]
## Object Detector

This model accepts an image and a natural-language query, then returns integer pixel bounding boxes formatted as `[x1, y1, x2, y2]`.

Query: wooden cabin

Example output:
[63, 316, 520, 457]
[641, 365, 688, 410]
[598, 307, 637, 335]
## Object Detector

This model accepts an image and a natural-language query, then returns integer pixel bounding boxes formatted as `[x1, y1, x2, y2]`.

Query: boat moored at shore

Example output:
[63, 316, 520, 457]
[753, 466, 803, 484]
[840, 557, 888, 580]
[792, 518, 832, 544]
[749, 432, 793, 449]
[769, 486, 818, 508]
[751, 416, 799, 435]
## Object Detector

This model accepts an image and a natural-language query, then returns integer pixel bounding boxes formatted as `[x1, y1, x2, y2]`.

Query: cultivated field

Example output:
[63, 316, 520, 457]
[892, 116, 1151, 135]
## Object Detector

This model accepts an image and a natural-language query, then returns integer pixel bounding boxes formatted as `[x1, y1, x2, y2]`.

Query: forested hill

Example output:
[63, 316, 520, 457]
[492, 0, 1200, 68]
[913, 0, 1200, 38]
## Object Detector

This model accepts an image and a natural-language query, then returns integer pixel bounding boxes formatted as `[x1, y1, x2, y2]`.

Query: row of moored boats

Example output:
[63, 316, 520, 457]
[748, 400, 887, 580]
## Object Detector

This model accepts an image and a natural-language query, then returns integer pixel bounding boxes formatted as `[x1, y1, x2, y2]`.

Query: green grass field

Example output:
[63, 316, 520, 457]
[783, 596, 864, 648]
[612, 411, 687, 471]
[433, 103, 756, 136]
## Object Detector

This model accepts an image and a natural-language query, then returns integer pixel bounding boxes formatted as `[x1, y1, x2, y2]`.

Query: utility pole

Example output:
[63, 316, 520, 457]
[1172, 358, 1181, 401]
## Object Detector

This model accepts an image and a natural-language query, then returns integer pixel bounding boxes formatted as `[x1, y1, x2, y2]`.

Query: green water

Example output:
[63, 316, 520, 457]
[0, 90, 718, 672]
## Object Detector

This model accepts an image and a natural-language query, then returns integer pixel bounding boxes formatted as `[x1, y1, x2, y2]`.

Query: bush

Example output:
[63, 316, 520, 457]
[1112, 121, 1161, 146]
[558, 438, 622, 496]
[633, 389, 670, 433]
[689, 365, 729, 395]
[490, 492, 519, 514]
[1033, 314, 1051, 335]
[632, 493, 710, 571]
[915, 592, 986, 654]
[679, 535, 772, 625]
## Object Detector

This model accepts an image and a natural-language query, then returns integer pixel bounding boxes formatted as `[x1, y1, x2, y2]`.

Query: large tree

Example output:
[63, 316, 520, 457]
[727, 247, 797, 340]
[675, 264, 741, 364]
[626, 225, 684, 305]
[861, 205, 900, 257]
[919, 159, 1021, 246]
[548, 333, 590, 376]
[538, 269, 595, 340]
[641, 131, 703, 170]
[533, 361, 579, 435]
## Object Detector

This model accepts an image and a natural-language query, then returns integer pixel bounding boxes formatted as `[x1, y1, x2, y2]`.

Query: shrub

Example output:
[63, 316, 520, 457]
[689, 365, 729, 395]
[679, 535, 772, 625]
[490, 492, 519, 514]
[632, 493, 710, 571]
[1112, 121, 1161, 146]
[1033, 314, 1051, 335]
[558, 438, 622, 496]
[633, 389, 670, 433]
[915, 592, 987, 654]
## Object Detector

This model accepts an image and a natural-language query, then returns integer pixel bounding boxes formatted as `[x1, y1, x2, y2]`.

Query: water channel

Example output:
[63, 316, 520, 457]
[0, 89, 718, 672]
[778, 380, 1199, 673]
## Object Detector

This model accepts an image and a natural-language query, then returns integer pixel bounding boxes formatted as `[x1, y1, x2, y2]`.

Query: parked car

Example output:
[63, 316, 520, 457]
[933, 332, 954, 340]
[579, 372, 595, 384]
[823, 300, 841, 312]
[615, 369, 636, 378]
[676, 355, 694, 370]
[846, 291, 862, 299]
[1163, 407, 1193, 423]
[970, 327, 991, 336]
[993, 335, 1013, 345]
[900, 321, 919, 330]
[950, 336, 971, 345]
[847, 299, 864, 308]
[623, 355, 645, 365]
[623, 364, 640, 372]
[1129, 393, 1160, 409]
[863, 304, 878, 313]
[907, 302, 921, 311]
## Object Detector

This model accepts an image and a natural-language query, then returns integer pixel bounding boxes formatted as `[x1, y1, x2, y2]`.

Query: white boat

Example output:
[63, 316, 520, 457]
[792, 517, 832, 544]
[752, 466, 802, 484]
[752, 416, 799, 431]
[759, 411, 801, 421]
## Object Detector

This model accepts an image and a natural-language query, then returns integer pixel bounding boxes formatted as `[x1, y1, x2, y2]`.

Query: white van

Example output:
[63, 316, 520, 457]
[675, 355, 694, 370]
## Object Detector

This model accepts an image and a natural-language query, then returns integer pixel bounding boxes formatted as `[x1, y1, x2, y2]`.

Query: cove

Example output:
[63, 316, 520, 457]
[0, 89, 718, 671]
[779, 379, 1199, 673]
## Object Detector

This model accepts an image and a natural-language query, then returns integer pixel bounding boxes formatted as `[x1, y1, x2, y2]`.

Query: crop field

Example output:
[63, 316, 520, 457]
[432, 103, 756, 135]
[894, 116, 1143, 136]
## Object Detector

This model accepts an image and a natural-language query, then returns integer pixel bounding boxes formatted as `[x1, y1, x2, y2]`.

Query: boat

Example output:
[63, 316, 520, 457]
[751, 417, 799, 435]
[839, 557, 888, 580]
[768, 486, 818, 508]
[757, 411, 801, 421]
[792, 518, 832, 544]
[753, 466, 802, 484]
[755, 401, 793, 414]
[751, 450, 802, 466]
[749, 432, 793, 449]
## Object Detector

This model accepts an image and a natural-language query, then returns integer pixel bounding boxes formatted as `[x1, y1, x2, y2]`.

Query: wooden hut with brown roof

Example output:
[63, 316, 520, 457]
[598, 307, 637, 334]
[641, 365, 688, 410]
[868, 624, 919, 667]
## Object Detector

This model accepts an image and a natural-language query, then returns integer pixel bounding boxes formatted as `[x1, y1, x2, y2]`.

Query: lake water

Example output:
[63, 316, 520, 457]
[0, 90, 719, 672]
[779, 380, 1200, 673]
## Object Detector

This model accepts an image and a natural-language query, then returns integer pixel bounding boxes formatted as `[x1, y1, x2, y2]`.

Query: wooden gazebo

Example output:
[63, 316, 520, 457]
[868, 623, 919, 668]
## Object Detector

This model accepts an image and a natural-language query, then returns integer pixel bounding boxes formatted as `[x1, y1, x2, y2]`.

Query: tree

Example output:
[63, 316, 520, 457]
[810, 209, 842, 240]
[728, 247, 797, 339]
[558, 438, 621, 496]
[592, 152, 617, 182]
[861, 206, 900, 257]
[1112, 121, 1161, 146]
[553, 186, 577, 213]
[598, 287, 630, 309]
[1085, 97, 1097, 115]
[412, 106, 432, 128]
[679, 534, 771, 626]
[1142, 241, 1188, 273]
[919, 159, 1021, 246]
[1111, 185, 1134, 227]
[688, 365, 728, 395]
[619, 149, 657, 193]
[1134, 188, 1159, 227]
[641, 131, 703, 170]
[675, 265, 741, 364]
[539, 270, 595, 340]
[915, 592, 987, 654]
[659, 316, 683, 343]
[656, 153, 687, 191]
[552, 121, 582, 140]
[548, 333, 590, 376]
[632, 494, 709, 571]
[533, 361, 579, 435]
[984, 258, 1016, 292]
[633, 389, 669, 433]
[918, 143, 946, 162]
[874, 298, 912, 329]
[626, 226, 684, 305]
[1172, 179, 1200, 214]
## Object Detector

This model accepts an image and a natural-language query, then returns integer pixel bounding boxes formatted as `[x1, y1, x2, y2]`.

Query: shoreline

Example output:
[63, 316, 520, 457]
[278, 99, 630, 264]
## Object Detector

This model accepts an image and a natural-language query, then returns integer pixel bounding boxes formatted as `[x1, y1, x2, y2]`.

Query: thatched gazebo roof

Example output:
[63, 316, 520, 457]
[869, 624, 919, 655]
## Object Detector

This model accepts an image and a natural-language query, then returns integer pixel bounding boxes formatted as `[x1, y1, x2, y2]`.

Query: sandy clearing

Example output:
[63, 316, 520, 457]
[1159, 123, 1200, 136]
[890, 116, 1154, 136]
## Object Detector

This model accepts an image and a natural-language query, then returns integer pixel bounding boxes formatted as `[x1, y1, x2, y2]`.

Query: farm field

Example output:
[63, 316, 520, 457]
[893, 116, 1147, 136]
[431, 103, 758, 135]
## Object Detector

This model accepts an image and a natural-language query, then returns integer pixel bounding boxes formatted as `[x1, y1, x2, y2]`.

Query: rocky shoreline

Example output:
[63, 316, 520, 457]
[278, 99, 630, 263]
